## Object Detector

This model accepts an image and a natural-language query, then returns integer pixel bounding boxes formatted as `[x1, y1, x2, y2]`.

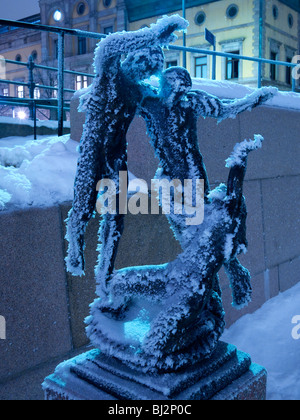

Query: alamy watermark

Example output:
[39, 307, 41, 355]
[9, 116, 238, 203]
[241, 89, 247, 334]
[291, 315, 300, 340]
[292, 55, 300, 81]
[0, 315, 6, 340]
[96, 171, 204, 226]
[0, 55, 6, 80]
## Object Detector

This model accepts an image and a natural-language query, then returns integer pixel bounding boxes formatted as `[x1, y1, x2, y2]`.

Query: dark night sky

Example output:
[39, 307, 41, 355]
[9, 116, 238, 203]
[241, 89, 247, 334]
[0, 0, 40, 21]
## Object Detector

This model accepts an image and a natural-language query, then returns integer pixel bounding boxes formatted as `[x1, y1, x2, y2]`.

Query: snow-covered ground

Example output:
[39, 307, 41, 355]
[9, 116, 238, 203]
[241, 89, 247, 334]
[0, 134, 145, 210]
[0, 115, 71, 129]
[222, 281, 300, 400]
[0, 134, 78, 210]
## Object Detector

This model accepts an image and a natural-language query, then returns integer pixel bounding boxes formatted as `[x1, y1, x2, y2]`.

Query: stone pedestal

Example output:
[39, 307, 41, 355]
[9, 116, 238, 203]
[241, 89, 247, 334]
[42, 341, 267, 400]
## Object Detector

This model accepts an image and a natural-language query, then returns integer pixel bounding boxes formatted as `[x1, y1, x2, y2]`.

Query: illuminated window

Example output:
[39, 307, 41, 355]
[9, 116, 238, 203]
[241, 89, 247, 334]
[34, 87, 40, 99]
[2, 88, 9, 96]
[17, 85, 24, 98]
[76, 75, 88, 91]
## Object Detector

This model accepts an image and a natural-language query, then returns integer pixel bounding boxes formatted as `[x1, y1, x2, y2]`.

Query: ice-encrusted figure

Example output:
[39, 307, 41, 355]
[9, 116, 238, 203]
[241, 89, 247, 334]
[65, 16, 278, 373]
[86, 68, 277, 371]
[65, 15, 188, 299]
[139, 67, 277, 309]
[86, 135, 266, 372]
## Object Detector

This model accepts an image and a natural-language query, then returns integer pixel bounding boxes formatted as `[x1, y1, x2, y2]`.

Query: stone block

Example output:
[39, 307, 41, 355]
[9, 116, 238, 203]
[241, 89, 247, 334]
[197, 114, 241, 186]
[127, 116, 159, 186]
[278, 256, 300, 292]
[0, 206, 72, 381]
[261, 175, 300, 267]
[239, 106, 300, 180]
[0, 346, 90, 400]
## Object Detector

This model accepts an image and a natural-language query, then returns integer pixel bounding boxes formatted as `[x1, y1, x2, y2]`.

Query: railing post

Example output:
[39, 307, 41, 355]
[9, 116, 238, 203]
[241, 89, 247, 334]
[33, 100, 37, 140]
[27, 55, 35, 120]
[182, 0, 187, 69]
[212, 48, 216, 80]
[57, 32, 65, 137]
[257, 61, 262, 88]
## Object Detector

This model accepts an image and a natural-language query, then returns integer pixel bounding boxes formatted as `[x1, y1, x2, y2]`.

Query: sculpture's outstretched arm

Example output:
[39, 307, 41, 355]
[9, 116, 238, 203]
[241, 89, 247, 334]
[189, 87, 277, 122]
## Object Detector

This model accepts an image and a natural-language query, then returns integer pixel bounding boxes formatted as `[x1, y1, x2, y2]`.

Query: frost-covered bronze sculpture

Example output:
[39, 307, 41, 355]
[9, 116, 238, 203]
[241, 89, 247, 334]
[65, 15, 188, 301]
[47, 16, 277, 399]
[86, 66, 276, 371]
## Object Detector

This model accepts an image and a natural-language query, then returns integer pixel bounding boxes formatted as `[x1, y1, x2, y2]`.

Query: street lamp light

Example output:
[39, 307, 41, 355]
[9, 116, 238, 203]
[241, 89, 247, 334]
[53, 10, 63, 22]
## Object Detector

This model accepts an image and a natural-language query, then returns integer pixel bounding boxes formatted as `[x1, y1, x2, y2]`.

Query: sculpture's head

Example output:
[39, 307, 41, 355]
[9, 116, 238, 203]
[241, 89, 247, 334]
[122, 46, 165, 82]
[160, 67, 192, 103]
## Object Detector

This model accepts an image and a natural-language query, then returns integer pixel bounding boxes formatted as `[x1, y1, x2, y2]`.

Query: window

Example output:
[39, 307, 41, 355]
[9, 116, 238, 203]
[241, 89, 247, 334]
[54, 39, 59, 59]
[104, 26, 113, 35]
[166, 60, 178, 68]
[195, 12, 206, 26]
[15, 54, 22, 62]
[226, 51, 239, 79]
[77, 2, 86, 15]
[34, 87, 40, 99]
[2, 88, 9, 96]
[226, 4, 239, 19]
[270, 51, 278, 80]
[288, 14, 294, 28]
[75, 75, 88, 91]
[285, 56, 292, 85]
[52, 80, 58, 98]
[17, 85, 24, 98]
[31, 50, 38, 61]
[195, 56, 207, 78]
[78, 37, 87, 55]
[272, 5, 279, 20]
[103, 0, 112, 7]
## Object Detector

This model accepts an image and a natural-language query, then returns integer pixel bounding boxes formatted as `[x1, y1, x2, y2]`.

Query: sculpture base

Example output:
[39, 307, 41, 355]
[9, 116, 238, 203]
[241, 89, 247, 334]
[42, 341, 267, 401]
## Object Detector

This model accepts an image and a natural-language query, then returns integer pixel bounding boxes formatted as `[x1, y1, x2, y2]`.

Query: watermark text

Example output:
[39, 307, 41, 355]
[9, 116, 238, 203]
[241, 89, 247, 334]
[291, 315, 300, 340]
[292, 55, 300, 80]
[0, 315, 6, 340]
[96, 171, 204, 226]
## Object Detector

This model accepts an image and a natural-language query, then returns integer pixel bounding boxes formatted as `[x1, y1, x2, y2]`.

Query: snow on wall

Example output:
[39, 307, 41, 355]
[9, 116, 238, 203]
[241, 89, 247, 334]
[191, 78, 300, 111]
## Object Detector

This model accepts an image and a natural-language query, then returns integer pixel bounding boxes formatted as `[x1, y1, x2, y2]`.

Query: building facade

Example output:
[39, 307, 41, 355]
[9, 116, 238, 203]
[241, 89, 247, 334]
[0, 0, 299, 108]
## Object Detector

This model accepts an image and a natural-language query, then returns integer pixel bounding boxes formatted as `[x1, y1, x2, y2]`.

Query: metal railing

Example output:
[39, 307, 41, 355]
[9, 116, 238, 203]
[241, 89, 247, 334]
[0, 18, 103, 137]
[0, 18, 299, 139]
